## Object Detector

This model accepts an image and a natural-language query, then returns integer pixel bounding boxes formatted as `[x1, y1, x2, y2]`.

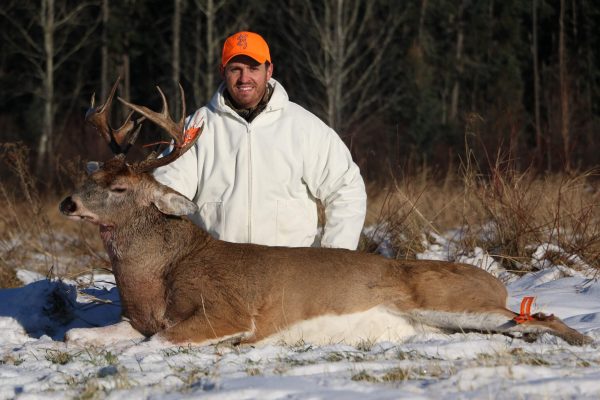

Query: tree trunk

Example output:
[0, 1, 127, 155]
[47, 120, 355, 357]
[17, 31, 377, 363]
[172, 0, 182, 115]
[100, 0, 110, 101]
[330, 0, 344, 132]
[450, 0, 465, 123]
[192, 6, 203, 106]
[532, 0, 543, 170]
[120, 40, 131, 122]
[37, 0, 55, 176]
[418, 0, 428, 46]
[559, 0, 571, 171]
[205, 0, 215, 102]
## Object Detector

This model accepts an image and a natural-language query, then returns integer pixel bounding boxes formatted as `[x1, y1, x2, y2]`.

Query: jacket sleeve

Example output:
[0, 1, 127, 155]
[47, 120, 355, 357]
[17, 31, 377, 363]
[152, 111, 202, 201]
[302, 120, 367, 250]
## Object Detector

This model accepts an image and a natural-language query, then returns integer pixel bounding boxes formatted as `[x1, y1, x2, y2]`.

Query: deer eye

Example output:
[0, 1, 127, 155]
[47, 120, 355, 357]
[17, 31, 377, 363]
[110, 186, 127, 193]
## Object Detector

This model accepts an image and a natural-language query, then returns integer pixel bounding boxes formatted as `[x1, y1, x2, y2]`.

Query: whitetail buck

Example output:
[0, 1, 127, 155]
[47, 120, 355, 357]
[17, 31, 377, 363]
[60, 80, 592, 346]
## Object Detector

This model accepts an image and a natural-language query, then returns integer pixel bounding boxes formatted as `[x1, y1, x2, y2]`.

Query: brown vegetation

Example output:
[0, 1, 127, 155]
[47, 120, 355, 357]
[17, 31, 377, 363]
[0, 143, 107, 288]
[363, 158, 600, 275]
[1, 141, 599, 289]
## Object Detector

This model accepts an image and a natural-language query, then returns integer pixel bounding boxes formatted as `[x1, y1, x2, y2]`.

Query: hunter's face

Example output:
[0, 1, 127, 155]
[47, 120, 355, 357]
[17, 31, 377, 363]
[222, 55, 273, 109]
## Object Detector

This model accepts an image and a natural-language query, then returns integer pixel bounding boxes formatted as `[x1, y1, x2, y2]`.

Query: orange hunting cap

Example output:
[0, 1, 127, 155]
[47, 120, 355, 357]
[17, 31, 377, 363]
[221, 31, 271, 67]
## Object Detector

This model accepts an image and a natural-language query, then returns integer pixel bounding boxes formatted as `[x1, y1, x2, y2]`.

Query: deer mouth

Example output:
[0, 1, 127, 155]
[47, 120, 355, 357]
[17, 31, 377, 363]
[63, 213, 101, 224]
[60, 196, 102, 224]
[77, 214, 98, 223]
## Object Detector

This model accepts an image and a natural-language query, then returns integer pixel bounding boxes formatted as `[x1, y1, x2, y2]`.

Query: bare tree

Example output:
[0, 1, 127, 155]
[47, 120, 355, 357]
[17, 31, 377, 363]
[172, 0, 183, 113]
[531, 0, 544, 170]
[184, 0, 257, 107]
[0, 0, 100, 175]
[559, 0, 571, 171]
[100, 0, 110, 101]
[282, 0, 402, 140]
[449, 0, 466, 123]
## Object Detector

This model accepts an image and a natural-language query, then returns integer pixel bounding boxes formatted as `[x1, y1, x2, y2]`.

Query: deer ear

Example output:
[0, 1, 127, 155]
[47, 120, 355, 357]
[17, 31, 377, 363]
[152, 188, 198, 216]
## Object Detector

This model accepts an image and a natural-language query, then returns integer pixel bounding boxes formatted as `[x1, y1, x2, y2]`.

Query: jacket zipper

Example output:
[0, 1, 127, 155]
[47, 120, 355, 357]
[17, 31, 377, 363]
[247, 123, 252, 243]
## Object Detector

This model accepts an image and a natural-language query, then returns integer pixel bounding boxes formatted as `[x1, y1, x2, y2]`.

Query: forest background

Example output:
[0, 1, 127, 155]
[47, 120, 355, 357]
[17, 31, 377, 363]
[1, 0, 600, 283]
[1, 0, 599, 185]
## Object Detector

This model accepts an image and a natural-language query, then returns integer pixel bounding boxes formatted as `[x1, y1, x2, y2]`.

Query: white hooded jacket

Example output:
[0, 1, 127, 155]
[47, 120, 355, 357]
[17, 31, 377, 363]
[154, 78, 366, 249]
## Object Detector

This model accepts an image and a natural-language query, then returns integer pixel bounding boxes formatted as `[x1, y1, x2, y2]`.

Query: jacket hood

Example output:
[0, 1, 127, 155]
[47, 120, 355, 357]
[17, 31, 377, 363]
[210, 78, 288, 116]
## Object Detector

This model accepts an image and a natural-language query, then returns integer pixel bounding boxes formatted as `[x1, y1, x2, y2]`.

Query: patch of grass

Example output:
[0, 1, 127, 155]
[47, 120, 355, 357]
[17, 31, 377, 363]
[363, 155, 600, 275]
[177, 367, 210, 388]
[324, 352, 345, 362]
[241, 359, 263, 377]
[278, 356, 316, 367]
[576, 359, 592, 368]
[381, 367, 410, 382]
[161, 345, 197, 357]
[351, 370, 379, 383]
[78, 380, 103, 400]
[323, 351, 364, 363]
[0, 143, 107, 280]
[508, 348, 550, 366]
[289, 339, 313, 353]
[396, 349, 422, 361]
[45, 349, 74, 365]
[355, 338, 376, 352]
[81, 347, 120, 367]
[75, 367, 134, 399]
[0, 265, 20, 288]
[245, 367, 262, 376]
[1, 354, 24, 366]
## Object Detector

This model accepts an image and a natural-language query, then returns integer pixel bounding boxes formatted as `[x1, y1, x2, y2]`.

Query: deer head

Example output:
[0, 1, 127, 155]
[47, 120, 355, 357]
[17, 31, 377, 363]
[59, 78, 202, 228]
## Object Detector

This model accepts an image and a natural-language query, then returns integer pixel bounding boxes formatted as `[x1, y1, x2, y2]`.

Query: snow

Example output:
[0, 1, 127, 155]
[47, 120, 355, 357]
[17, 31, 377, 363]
[1, 238, 600, 399]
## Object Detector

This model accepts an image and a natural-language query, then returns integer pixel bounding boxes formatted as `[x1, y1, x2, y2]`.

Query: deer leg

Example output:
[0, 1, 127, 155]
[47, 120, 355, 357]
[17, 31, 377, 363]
[500, 312, 593, 345]
[65, 320, 145, 345]
[405, 306, 592, 345]
[157, 314, 255, 345]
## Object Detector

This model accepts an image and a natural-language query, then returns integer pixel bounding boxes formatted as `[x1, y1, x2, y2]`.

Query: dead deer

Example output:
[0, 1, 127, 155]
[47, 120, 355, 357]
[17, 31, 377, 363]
[60, 80, 592, 347]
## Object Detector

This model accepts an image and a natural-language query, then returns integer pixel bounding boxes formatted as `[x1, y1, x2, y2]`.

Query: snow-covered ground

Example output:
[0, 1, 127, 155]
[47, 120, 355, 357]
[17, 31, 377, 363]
[1, 235, 599, 399]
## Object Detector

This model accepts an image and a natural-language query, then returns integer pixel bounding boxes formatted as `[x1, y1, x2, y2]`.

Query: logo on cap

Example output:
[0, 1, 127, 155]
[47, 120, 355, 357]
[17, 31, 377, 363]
[237, 33, 248, 49]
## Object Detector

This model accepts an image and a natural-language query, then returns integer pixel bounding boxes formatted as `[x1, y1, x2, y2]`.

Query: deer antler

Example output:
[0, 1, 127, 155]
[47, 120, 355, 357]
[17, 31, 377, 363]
[85, 77, 144, 155]
[118, 84, 203, 172]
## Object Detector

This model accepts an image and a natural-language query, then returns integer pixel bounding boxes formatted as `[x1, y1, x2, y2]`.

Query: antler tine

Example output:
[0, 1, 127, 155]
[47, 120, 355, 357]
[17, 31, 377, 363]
[111, 110, 146, 154]
[85, 77, 143, 155]
[118, 86, 184, 145]
[118, 83, 200, 173]
[85, 80, 119, 146]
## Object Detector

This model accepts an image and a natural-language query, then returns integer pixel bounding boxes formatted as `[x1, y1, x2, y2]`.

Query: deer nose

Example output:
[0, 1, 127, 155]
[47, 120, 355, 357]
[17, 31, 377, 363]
[59, 197, 77, 214]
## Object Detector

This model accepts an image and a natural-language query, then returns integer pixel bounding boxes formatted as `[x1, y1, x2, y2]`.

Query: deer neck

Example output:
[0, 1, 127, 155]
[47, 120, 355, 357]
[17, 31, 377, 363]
[99, 209, 210, 276]
[98, 210, 212, 335]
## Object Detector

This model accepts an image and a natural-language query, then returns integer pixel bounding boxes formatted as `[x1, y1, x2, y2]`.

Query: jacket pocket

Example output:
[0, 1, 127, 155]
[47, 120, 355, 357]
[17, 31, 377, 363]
[197, 202, 223, 238]
[276, 199, 315, 246]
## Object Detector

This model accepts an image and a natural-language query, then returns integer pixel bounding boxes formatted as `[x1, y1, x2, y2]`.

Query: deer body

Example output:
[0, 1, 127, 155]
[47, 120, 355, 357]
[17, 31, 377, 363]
[61, 80, 592, 346]
[62, 165, 590, 345]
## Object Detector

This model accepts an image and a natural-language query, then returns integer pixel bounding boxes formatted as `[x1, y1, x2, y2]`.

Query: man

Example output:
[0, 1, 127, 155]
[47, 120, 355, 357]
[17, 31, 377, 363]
[154, 31, 366, 250]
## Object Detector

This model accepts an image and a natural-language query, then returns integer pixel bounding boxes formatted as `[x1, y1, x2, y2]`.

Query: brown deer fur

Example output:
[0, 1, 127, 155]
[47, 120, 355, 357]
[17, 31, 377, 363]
[60, 157, 592, 346]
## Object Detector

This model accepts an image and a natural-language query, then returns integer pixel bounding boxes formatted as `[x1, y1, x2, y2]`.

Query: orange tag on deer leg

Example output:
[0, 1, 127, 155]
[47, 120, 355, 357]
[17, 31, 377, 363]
[514, 296, 535, 324]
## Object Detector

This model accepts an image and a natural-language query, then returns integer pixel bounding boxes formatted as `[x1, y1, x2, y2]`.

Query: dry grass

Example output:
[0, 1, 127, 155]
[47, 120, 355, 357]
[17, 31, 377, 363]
[362, 153, 600, 274]
[2, 140, 600, 288]
[0, 143, 106, 287]
[361, 167, 471, 258]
